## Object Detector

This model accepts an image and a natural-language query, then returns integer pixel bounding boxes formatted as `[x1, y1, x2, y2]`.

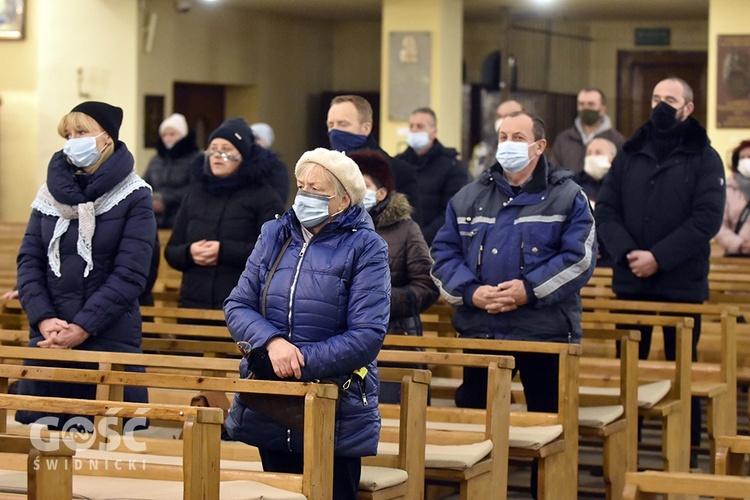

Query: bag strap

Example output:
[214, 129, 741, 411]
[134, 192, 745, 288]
[735, 199, 750, 234]
[262, 237, 292, 318]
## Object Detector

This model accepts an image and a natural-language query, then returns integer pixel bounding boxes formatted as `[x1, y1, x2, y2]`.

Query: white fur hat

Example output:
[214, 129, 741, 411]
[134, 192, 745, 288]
[159, 113, 188, 139]
[250, 123, 275, 148]
[295, 148, 366, 205]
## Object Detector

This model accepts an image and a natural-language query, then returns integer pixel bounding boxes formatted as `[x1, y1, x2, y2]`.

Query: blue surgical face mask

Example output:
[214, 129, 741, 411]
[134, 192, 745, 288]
[292, 190, 335, 229]
[328, 129, 368, 153]
[406, 131, 430, 152]
[363, 189, 378, 211]
[63, 132, 105, 168]
[495, 140, 538, 174]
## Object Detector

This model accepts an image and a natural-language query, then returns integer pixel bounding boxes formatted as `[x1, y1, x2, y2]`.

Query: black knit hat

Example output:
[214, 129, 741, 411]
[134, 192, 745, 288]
[349, 151, 395, 193]
[208, 118, 255, 160]
[70, 101, 123, 143]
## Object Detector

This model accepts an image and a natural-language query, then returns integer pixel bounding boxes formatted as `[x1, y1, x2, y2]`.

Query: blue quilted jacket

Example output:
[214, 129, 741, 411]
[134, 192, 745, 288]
[224, 203, 390, 457]
[431, 156, 596, 343]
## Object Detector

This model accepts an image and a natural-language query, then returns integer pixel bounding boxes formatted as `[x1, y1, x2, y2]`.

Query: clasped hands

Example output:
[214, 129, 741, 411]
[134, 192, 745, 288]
[37, 318, 89, 349]
[190, 240, 220, 266]
[472, 279, 528, 314]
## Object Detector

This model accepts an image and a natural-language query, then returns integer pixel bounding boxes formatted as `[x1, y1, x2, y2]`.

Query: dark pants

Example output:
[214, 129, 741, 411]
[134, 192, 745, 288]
[455, 349, 560, 499]
[258, 448, 361, 500]
[616, 300, 703, 448]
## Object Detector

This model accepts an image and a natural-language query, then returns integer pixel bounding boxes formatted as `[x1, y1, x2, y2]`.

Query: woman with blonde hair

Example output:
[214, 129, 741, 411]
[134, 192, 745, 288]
[15, 101, 156, 428]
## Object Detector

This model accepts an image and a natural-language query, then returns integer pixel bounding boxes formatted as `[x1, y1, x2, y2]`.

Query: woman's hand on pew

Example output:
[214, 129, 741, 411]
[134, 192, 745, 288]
[38, 322, 89, 349]
[267, 337, 305, 379]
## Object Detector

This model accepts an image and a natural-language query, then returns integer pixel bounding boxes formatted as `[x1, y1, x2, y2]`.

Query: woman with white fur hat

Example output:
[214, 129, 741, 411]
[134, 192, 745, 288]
[224, 147, 390, 498]
[143, 113, 201, 228]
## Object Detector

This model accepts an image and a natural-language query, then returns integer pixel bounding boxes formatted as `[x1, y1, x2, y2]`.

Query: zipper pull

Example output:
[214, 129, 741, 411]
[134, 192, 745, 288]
[342, 376, 352, 391]
[357, 378, 367, 406]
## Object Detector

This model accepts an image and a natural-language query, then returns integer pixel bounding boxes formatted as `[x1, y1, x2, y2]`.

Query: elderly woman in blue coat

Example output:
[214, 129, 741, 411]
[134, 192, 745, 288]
[224, 148, 390, 499]
[14, 101, 156, 427]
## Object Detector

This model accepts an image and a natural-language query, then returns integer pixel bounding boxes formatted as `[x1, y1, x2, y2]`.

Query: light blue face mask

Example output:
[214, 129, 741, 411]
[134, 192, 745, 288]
[406, 131, 430, 151]
[495, 140, 538, 174]
[63, 132, 105, 168]
[363, 189, 378, 211]
[292, 190, 335, 229]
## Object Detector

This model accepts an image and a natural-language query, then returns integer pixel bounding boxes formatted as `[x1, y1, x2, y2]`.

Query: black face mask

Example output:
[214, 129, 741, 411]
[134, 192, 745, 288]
[650, 101, 679, 130]
[578, 109, 601, 126]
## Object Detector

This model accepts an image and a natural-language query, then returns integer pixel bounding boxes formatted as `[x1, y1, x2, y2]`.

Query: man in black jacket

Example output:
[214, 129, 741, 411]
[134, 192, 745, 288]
[595, 77, 726, 464]
[326, 95, 422, 225]
[396, 107, 468, 245]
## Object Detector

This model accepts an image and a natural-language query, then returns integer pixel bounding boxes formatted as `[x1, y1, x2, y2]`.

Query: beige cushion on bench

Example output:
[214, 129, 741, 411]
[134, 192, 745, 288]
[579, 379, 671, 409]
[359, 465, 408, 491]
[578, 405, 624, 428]
[0, 469, 303, 500]
[377, 440, 493, 470]
[509, 425, 564, 450]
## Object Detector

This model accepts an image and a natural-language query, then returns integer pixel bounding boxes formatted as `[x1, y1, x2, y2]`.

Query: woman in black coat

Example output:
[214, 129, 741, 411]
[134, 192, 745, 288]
[15, 101, 156, 427]
[165, 118, 284, 309]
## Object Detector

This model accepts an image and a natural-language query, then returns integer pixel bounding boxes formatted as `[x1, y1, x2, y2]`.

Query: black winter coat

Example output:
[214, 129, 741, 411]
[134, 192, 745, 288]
[165, 152, 284, 309]
[143, 134, 201, 228]
[595, 118, 726, 302]
[16, 143, 156, 424]
[396, 140, 468, 245]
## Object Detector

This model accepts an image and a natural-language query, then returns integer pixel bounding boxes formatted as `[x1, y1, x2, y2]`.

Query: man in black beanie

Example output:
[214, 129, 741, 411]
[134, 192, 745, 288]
[595, 77, 726, 468]
[70, 101, 124, 143]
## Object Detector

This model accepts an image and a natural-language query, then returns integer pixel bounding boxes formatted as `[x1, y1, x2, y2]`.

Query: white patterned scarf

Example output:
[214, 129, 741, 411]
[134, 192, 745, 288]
[30, 171, 151, 278]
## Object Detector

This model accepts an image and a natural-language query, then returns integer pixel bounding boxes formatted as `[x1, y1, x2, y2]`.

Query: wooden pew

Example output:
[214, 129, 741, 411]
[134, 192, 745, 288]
[622, 470, 750, 500]
[383, 335, 579, 500]
[0, 345, 432, 500]
[0, 346, 337, 500]
[377, 348, 514, 500]
[582, 299, 740, 466]
[0, 393, 227, 500]
[0, 433, 75, 500]
[581, 311, 694, 473]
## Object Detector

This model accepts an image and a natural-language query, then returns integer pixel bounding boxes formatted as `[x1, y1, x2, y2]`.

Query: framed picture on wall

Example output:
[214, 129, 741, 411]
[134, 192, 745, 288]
[144, 95, 165, 148]
[0, 0, 25, 40]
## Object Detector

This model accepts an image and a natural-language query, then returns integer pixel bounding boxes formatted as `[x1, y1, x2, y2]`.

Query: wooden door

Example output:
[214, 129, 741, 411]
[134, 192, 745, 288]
[617, 51, 708, 138]
[173, 83, 226, 149]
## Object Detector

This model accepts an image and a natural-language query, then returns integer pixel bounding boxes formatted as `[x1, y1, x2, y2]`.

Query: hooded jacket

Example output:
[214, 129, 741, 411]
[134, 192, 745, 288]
[224, 204, 390, 457]
[595, 117, 726, 302]
[15, 143, 156, 423]
[143, 133, 202, 228]
[370, 192, 438, 332]
[431, 156, 596, 343]
[396, 139, 469, 245]
[164, 149, 284, 309]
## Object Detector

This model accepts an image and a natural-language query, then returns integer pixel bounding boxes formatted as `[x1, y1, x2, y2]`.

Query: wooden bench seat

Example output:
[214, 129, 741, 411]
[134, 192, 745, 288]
[377, 349, 514, 500]
[383, 335, 579, 500]
[622, 470, 750, 500]
[0, 347, 337, 500]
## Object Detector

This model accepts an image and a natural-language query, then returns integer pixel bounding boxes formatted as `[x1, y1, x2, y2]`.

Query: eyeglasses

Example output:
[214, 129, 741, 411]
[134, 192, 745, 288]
[206, 149, 241, 162]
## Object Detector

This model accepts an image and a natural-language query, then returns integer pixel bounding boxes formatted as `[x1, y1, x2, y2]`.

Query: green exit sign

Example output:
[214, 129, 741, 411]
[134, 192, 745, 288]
[635, 28, 671, 46]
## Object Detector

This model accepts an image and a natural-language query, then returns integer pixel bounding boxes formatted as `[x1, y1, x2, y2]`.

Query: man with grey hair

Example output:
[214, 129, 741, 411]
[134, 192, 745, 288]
[551, 88, 626, 173]
[596, 77, 726, 465]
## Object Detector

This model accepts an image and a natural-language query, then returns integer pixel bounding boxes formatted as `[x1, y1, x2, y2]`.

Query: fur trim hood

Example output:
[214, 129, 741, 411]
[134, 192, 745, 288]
[372, 192, 413, 229]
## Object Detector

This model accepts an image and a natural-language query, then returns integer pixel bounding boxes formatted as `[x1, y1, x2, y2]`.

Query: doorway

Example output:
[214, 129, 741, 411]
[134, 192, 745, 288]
[616, 51, 708, 137]
[173, 82, 226, 149]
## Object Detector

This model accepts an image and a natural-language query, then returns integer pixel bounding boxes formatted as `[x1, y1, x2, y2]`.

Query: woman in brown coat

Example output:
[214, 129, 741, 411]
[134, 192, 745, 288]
[351, 151, 438, 334]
